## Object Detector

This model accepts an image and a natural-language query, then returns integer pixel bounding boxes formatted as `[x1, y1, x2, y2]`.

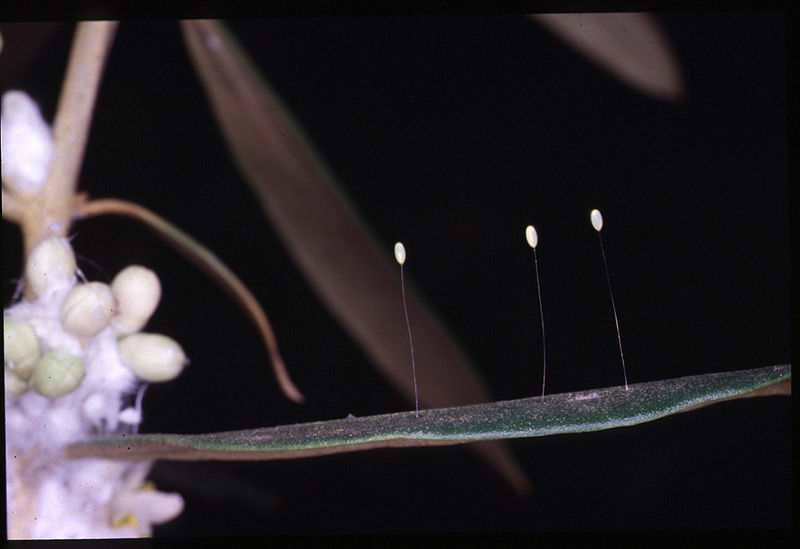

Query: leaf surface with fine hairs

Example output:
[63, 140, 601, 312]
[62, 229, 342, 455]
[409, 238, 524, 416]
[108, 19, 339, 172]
[67, 364, 790, 462]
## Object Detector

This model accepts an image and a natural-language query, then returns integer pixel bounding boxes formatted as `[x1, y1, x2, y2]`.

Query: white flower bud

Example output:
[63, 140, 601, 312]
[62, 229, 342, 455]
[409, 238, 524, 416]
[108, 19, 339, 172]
[31, 349, 85, 397]
[5, 363, 29, 395]
[1, 91, 54, 198]
[81, 392, 107, 425]
[60, 282, 115, 337]
[4, 316, 41, 380]
[117, 406, 141, 426]
[110, 265, 161, 335]
[118, 333, 185, 383]
[25, 237, 77, 297]
[111, 486, 184, 532]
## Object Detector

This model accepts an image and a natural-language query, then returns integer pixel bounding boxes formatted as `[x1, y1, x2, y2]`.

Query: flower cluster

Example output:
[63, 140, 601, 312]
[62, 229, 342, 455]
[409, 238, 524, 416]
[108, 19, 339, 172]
[4, 237, 186, 538]
[4, 91, 185, 538]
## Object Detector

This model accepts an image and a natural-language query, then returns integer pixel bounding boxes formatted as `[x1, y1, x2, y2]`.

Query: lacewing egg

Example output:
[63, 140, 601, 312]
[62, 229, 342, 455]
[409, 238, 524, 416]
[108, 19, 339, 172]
[590, 207, 629, 390]
[525, 224, 547, 398]
[525, 225, 538, 249]
[394, 240, 418, 417]
[590, 209, 603, 232]
[394, 242, 406, 265]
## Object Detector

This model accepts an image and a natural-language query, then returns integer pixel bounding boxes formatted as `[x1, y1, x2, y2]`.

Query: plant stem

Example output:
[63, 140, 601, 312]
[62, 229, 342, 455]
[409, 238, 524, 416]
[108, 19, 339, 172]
[21, 22, 118, 260]
[1, 188, 25, 222]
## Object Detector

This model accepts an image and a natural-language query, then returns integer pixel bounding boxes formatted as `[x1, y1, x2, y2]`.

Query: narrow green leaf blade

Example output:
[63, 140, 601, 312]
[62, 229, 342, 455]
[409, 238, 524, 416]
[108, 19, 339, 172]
[67, 364, 789, 462]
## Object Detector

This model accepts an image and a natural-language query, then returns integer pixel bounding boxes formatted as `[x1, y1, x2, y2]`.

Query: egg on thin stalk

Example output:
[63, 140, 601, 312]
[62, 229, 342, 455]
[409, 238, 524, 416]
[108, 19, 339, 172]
[524, 225, 547, 399]
[590, 209, 629, 390]
[394, 242, 419, 417]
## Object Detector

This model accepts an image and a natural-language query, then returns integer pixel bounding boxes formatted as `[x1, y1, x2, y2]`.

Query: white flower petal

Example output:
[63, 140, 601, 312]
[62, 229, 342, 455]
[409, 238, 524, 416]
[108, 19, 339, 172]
[111, 488, 185, 531]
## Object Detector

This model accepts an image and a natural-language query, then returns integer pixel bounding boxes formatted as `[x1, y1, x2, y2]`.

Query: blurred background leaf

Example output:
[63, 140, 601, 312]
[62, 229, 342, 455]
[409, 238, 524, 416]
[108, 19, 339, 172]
[532, 13, 683, 101]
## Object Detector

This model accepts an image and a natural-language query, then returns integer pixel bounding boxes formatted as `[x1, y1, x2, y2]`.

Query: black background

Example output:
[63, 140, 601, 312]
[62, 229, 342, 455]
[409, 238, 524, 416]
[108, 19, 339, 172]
[2, 13, 790, 534]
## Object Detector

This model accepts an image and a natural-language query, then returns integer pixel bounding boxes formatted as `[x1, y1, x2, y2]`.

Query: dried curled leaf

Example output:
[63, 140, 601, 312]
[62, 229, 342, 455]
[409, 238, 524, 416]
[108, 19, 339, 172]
[77, 197, 304, 403]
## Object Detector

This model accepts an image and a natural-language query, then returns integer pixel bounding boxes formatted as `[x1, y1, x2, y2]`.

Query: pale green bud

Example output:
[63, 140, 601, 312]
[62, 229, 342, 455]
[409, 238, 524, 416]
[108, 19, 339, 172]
[118, 333, 186, 383]
[60, 282, 115, 336]
[25, 237, 76, 297]
[110, 265, 161, 335]
[5, 363, 29, 395]
[31, 349, 85, 397]
[4, 316, 41, 379]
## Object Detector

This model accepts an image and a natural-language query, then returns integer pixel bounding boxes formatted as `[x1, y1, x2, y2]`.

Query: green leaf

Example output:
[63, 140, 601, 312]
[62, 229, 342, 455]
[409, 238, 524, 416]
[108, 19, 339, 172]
[67, 364, 789, 462]
[180, 20, 529, 493]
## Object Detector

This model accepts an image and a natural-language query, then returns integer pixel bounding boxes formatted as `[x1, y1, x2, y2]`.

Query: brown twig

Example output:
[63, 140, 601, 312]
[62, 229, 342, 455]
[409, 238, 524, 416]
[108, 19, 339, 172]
[2, 188, 25, 222]
[75, 196, 305, 403]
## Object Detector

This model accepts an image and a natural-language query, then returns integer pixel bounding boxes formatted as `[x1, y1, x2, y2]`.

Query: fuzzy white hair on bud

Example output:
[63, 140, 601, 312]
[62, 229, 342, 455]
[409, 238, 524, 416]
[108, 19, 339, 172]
[1, 90, 54, 198]
[118, 383, 147, 431]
